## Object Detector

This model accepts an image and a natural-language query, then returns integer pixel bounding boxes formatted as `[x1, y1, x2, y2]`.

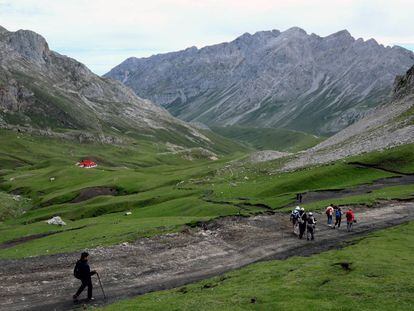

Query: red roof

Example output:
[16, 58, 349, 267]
[78, 160, 97, 167]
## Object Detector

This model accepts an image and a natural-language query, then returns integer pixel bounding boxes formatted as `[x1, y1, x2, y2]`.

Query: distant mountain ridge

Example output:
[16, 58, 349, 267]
[0, 26, 231, 151]
[106, 27, 414, 135]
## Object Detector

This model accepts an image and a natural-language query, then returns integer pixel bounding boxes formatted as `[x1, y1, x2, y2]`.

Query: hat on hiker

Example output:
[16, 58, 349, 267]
[300, 207, 305, 211]
[308, 212, 313, 216]
[81, 252, 89, 260]
[295, 206, 300, 210]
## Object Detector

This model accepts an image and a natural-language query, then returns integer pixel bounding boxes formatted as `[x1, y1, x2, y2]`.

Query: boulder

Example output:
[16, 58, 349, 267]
[46, 216, 66, 226]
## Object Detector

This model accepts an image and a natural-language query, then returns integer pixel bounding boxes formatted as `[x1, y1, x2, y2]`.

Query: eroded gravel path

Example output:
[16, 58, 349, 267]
[1, 202, 413, 311]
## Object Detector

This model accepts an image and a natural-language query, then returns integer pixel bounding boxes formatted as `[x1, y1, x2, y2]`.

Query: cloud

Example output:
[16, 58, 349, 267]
[0, 0, 413, 74]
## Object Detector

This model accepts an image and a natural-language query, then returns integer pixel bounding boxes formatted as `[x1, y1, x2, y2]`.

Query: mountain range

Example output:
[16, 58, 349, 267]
[106, 27, 414, 135]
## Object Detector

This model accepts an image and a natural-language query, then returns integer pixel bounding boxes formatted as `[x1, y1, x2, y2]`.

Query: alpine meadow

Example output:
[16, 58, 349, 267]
[0, 1, 414, 310]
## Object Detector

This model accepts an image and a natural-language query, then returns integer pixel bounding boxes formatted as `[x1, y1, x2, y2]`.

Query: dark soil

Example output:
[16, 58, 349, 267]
[0, 202, 413, 311]
[0, 226, 88, 250]
[70, 187, 118, 203]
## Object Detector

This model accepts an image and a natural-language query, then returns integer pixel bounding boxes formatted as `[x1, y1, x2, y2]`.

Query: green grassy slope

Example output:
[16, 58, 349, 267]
[0, 130, 254, 258]
[210, 126, 324, 152]
[102, 221, 414, 311]
[1, 128, 413, 259]
[192, 144, 414, 210]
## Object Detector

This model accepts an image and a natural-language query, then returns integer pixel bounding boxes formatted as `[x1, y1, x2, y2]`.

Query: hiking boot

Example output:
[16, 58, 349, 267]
[72, 295, 79, 303]
[86, 297, 95, 302]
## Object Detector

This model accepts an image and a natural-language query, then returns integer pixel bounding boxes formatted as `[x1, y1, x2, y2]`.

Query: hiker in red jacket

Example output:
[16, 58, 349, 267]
[325, 204, 334, 226]
[345, 208, 355, 232]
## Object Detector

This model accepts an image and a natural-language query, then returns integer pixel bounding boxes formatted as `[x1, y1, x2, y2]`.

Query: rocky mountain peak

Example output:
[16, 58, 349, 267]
[0, 25, 8, 34]
[324, 29, 354, 45]
[330, 29, 352, 38]
[393, 65, 414, 99]
[4, 28, 50, 64]
[283, 26, 307, 36]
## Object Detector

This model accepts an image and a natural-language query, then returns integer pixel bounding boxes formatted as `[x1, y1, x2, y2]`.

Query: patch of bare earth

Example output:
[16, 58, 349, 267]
[70, 187, 118, 203]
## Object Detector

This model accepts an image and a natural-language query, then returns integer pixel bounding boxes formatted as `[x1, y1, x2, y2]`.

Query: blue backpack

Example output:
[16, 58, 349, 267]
[336, 210, 342, 218]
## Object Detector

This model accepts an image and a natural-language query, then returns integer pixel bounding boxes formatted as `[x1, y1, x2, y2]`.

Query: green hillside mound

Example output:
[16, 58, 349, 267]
[211, 126, 324, 152]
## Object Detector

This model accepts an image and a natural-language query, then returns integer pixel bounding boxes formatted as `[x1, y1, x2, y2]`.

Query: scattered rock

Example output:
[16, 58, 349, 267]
[125, 212, 132, 216]
[46, 216, 66, 226]
[250, 297, 257, 304]
[248, 150, 290, 163]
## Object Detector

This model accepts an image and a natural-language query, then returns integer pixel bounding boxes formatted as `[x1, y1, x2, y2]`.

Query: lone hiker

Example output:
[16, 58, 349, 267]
[333, 207, 342, 229]
[306, 212, 317, 241]
[346, 208, 355, 232]
[325, 204, 334, 226]
[73, 252, 97, 302]
[298, 208, 308, 239]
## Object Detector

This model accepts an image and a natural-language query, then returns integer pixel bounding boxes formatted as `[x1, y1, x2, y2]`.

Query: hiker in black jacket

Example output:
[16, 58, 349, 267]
[306, 212, 317, 241]
[298, 208, 308, 239]
[73, 252, 97, 302]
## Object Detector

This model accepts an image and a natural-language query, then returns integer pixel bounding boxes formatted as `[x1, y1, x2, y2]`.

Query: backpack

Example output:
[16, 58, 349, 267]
[291, 210, 299, 220]
[336, 210, 341, 218]
[73, 261, 81, 279]
[307, 216, 316, 225]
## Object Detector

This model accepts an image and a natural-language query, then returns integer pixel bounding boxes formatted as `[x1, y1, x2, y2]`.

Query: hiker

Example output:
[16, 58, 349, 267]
[290, 206, 300, 227]
[73, 252, 97, 302]
[345, 208, 355, 232]
[298, 208, 308, 239]
[306, 212, 317, 241]
[296, 193, 303, 203]
[290, 206, 301, 235]
[333, 207, 342, 229]
[325, 204, 334, 226]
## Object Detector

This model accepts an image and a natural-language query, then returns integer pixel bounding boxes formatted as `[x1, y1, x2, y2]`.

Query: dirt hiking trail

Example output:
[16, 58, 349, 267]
[1, 202, 413, 310]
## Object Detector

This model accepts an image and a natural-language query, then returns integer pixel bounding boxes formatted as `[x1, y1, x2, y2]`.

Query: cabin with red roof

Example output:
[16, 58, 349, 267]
[76, 159, 97, 168]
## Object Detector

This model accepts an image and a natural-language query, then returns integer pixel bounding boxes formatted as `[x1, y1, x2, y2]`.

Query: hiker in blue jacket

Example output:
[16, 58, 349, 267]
[333, 207, 342, 229]
[73, 252, 97, 302]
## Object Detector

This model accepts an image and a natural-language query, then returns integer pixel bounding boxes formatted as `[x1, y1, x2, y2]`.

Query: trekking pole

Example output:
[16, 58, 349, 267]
[96, 273, 107, 300]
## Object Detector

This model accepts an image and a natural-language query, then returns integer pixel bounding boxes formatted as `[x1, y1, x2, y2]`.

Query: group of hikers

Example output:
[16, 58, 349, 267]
[289, 206, 317, 240]
[325, 203, 356, 231]
[290, 203, 357, 240]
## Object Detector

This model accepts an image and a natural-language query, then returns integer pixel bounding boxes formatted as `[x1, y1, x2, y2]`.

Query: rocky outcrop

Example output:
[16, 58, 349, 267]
[106, 27, 414, 135]
[394, 65, 414, 99]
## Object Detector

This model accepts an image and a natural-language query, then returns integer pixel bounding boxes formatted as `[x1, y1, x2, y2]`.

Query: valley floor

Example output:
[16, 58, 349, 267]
[1, 201, 413, 311]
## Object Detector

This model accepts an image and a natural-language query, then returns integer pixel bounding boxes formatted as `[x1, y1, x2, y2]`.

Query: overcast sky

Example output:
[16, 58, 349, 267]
[1, 0, 413, 75]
